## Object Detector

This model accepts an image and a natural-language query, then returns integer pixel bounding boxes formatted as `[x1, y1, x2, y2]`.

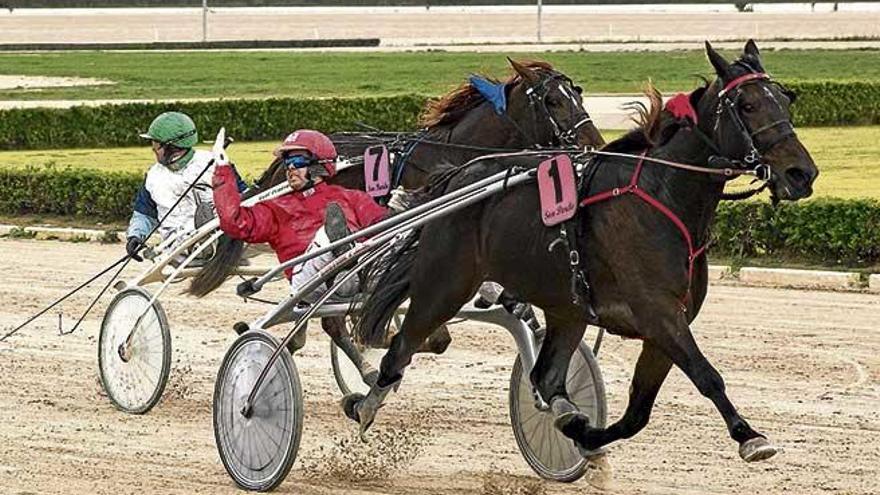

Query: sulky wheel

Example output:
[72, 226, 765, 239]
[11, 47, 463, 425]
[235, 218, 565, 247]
[509, 332, 607, 482]
[98, 287, 171, 414]
[213, 330, 303, 492]
[330, 315, 400, 396]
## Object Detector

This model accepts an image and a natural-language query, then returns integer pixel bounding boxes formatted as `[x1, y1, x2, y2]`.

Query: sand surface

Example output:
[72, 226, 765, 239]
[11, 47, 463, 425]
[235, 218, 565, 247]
[0, 238, 877, 494]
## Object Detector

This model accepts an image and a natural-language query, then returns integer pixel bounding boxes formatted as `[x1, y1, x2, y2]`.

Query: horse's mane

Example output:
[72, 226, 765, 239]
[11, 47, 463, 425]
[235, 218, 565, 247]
[418, 60, 556, 128]
[602, 81, 709, 153]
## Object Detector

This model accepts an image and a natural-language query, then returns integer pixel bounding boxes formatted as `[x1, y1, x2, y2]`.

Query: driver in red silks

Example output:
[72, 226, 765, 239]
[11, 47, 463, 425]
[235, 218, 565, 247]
[212, 129, 388, 296]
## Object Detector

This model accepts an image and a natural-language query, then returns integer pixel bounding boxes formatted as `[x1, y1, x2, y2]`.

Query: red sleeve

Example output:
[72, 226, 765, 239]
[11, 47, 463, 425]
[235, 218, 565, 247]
[345, 189, 388, 229]
[212, 166, 279, 244]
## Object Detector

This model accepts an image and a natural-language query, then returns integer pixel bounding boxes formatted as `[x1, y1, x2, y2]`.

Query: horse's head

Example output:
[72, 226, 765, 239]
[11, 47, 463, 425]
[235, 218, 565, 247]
[506, 58, 605, 149]
[701, 40, 818, 201]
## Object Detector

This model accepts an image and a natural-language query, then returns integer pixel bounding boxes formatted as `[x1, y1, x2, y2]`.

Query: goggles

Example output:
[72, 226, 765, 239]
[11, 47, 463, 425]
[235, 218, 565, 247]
[282, 153, 314, 169]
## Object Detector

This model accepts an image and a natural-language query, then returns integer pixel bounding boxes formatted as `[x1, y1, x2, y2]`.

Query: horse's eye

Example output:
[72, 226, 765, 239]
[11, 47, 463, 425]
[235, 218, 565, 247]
[741, 102, 756, 113]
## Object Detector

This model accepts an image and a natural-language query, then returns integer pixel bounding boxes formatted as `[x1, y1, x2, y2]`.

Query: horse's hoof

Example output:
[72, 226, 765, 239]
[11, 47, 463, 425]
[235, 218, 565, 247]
[362, 370, 379, 387]
[341, 393, 365, 422]
[739, 436, 780, 462]
[286, 328, 308, 354]
[553, 410, 591, 439]
[578, 444, 607, 459]
[585, 452, 613, 491]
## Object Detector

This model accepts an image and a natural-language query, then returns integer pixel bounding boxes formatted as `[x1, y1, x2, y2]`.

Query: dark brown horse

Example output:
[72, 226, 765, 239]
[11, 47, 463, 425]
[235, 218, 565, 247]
[349, 41, 818, 476]
[187, 58, 603, 298]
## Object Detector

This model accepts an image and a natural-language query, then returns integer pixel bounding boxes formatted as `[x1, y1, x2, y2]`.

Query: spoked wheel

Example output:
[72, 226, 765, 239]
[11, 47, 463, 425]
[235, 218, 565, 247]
[509, 330, 607, 482]
[213, 330, 303, 492]
[330, 315, 401, 396]
[98, 287, 171, 414]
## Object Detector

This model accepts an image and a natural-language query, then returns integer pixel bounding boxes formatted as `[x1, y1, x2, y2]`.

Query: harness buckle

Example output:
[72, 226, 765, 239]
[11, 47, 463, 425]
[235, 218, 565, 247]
[569, 250, 580, 266]
[754, 163, 772, 181]
[744, 149, 760, 165]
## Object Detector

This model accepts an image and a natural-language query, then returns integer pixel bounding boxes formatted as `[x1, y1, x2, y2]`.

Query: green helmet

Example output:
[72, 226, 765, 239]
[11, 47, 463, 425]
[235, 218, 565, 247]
[140, 112, 198, 169]
[140, 111, 198, 148]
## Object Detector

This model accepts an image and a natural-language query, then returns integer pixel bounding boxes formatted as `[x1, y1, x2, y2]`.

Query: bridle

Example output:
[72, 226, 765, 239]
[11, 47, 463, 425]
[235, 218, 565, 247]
[521, 72, 595, 148]
[710, 70, 799, 182]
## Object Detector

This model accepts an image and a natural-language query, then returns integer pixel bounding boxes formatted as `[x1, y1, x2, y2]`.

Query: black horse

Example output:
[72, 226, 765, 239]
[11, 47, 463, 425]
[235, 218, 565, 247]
[349, 40, 818, 476]
[188, 58, 603, 298]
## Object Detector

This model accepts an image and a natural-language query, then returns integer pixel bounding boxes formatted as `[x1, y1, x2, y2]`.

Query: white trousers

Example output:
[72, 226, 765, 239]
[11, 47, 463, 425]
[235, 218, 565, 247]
[290, 227, 359, 301]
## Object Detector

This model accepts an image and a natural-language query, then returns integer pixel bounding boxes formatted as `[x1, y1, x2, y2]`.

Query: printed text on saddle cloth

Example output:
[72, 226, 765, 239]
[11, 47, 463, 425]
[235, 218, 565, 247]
[537, 154, 577, 226]
[364, 145, 391, 197]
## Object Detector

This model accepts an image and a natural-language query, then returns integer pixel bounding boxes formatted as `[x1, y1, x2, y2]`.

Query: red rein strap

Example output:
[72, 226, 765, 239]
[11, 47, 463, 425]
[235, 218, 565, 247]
[580, 152, 707, 310]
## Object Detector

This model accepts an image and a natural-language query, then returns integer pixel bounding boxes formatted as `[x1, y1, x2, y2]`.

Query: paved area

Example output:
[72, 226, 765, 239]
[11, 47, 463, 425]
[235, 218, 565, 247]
[1, 6, 879, 45]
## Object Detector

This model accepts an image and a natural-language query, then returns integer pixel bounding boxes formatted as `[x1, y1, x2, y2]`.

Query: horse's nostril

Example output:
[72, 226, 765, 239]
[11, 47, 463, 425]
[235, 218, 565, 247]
[785, 167, 810, 188]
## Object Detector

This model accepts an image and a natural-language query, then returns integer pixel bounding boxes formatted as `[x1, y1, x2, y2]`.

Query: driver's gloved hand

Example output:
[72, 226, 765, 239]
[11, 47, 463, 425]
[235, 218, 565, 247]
[126, 236, 145, 262]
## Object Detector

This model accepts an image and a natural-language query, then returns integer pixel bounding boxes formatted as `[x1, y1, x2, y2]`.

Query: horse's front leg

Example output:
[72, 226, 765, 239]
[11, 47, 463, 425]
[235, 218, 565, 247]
[557, 340, 672, 451]
[644, 306, 779, 462]
[528, 309, 616, 487]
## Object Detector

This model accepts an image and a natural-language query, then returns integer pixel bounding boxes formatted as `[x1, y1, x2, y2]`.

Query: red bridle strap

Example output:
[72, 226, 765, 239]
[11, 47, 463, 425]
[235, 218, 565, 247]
[579, 151, 707, 309]
[719, 72, 769, 97]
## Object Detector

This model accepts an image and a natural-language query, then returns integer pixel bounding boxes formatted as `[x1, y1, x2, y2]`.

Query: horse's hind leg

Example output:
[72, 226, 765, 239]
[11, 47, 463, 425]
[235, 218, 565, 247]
[322, 316, 377, 386]
[342, 260, 478, 436]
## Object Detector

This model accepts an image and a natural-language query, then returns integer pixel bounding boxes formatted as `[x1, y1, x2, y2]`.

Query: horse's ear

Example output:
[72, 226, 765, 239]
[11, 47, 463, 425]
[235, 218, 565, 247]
[507, 57, 539, 85]
[744, 39, 761, 60]
[742, 39, 765, 71]
[705, 41, 729, 77]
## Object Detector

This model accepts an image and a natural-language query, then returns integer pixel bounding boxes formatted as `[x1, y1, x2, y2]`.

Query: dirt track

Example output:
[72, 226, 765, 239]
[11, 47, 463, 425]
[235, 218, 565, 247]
[0, 238, 877, 495]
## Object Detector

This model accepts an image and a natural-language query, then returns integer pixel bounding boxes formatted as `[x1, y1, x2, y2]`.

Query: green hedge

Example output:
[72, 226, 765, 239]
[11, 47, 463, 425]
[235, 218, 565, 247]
[713, 199, 880, 265]
[0, 81, 878, 151]
[0, 95, 428, 151]
[0, 166, 140, 220]
[788, 81, 880, 127]
[2, 165, 878, 265]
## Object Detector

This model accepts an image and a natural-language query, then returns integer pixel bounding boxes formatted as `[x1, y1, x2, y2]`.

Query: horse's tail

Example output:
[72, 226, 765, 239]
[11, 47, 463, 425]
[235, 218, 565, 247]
[186, 234, 246, 297]
[352, 162, 467, 346]
[353, 229, 421, 347]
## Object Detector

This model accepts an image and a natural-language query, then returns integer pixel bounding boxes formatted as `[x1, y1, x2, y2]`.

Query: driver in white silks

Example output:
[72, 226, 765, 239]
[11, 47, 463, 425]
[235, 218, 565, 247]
[125, 111, 246, 263]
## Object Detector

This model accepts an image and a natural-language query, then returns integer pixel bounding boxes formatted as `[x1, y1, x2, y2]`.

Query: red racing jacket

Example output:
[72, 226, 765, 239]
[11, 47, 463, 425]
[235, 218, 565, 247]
[212, 165, 387, 279]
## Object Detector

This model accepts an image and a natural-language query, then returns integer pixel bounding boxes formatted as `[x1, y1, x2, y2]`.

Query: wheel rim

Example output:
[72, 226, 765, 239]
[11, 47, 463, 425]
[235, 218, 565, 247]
[98, 288, 169, 414]
[512, 340, 606, 481]
[214, 332, 300, 491]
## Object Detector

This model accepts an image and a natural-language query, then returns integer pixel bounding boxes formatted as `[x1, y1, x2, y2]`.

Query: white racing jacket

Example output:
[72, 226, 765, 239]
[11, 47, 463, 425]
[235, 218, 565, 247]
[126, 150, 218, 241]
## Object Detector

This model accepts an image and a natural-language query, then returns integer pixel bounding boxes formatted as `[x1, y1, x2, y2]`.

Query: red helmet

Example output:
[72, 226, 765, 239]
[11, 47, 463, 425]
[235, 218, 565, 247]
[273, 129, 337, 177]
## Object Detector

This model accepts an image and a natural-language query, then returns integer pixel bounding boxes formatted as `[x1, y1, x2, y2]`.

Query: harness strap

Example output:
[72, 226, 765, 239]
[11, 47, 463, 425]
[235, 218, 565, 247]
[391, 130, 429, 189]
[579, 151, 707, 309]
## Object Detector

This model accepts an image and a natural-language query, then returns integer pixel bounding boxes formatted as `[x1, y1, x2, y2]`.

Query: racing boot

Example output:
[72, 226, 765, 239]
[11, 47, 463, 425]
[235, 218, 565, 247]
[324, 202, 353, 256]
